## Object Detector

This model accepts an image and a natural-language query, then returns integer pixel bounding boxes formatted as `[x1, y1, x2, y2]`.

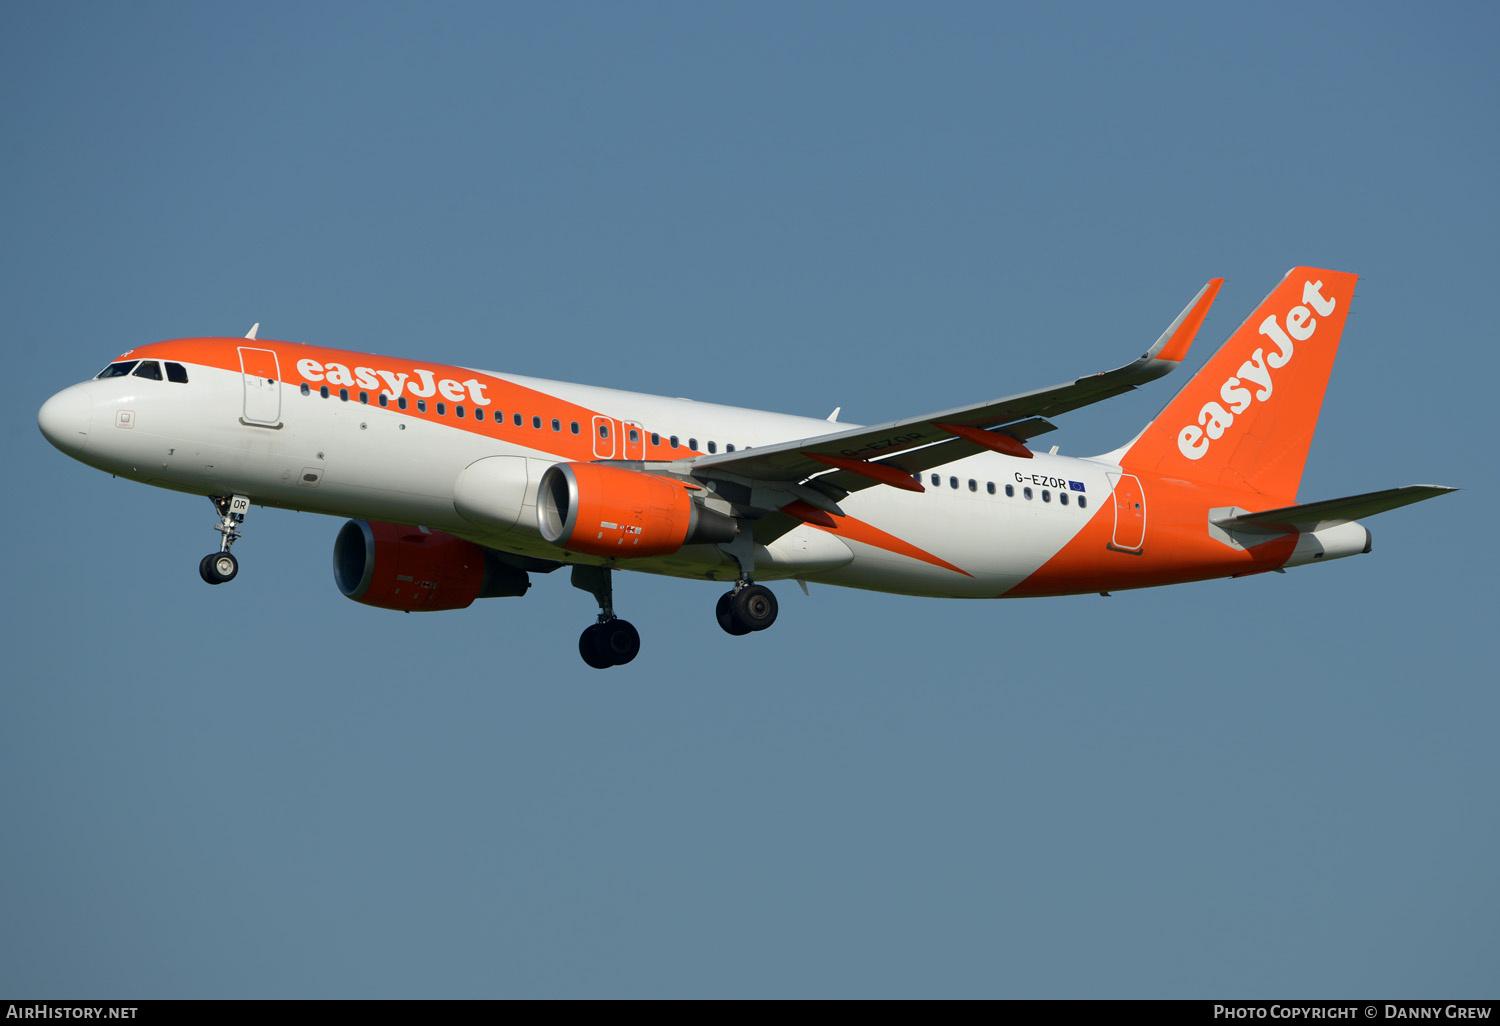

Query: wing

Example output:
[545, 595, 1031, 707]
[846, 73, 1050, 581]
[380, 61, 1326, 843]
[665, 277, 1223, 501]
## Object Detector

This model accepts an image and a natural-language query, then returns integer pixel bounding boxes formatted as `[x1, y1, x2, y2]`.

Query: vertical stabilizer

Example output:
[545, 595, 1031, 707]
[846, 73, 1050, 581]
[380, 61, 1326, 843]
[1117, 267, 1357, 506]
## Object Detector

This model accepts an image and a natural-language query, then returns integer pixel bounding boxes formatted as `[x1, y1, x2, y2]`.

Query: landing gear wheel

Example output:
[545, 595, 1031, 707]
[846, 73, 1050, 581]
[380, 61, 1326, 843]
[716, 592, 752, 636]
[598, 619, 640, 666]
[579, 624, 613, 669]
[732, 584, 778, 631]
[579, 619, 640, 668]
[199, 551, 238, 585]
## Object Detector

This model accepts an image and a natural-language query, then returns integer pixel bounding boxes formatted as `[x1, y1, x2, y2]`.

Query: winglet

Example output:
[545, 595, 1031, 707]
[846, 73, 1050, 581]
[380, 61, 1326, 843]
[1147, 278, 1223, 364]
[245, 323, 260, 340]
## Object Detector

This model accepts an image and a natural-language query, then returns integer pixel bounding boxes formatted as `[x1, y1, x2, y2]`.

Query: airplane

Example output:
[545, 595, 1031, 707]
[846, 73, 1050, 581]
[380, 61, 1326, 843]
[37, 266, 1454, 668]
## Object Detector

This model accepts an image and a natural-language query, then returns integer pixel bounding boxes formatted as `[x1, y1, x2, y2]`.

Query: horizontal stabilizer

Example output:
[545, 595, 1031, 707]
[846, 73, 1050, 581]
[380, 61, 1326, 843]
[1213, 485, 1456, 532]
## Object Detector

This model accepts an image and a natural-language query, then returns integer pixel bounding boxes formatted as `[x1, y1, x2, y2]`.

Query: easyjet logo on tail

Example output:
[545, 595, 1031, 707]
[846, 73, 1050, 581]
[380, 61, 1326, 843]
[1176, 279, 1337, 461]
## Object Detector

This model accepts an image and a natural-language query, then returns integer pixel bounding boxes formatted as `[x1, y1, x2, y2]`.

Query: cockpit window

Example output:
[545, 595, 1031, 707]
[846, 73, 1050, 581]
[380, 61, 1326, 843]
[132, 361, 163, 380]
[96, 361, 138, 378]
[165, 362, 188, 383]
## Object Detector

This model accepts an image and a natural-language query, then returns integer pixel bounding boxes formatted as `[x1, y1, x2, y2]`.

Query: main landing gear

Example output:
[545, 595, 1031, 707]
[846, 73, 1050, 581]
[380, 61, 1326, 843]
[199, 494, 250, 585]
[571, 565, 640, 669]
[715, 583, 778, 636]
[713, 528, 778, 636]
[567, 532, 781, 668]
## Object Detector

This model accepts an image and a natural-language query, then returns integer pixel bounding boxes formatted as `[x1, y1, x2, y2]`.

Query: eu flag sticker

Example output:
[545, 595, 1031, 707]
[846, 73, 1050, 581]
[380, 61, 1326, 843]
[1068, 481, 1086, 492]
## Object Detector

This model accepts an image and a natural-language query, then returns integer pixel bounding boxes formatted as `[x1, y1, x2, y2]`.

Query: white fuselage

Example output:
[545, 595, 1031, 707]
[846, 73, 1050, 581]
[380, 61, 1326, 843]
[47, 352, 1111, 598]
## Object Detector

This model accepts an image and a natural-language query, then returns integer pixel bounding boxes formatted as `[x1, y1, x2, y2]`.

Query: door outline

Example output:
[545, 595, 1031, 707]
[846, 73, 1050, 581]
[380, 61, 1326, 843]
[1107, 472, 1146, 554]
[592, 416, 615, 459]
[623, 420, 645, 460]
[238, 346, 282, 428]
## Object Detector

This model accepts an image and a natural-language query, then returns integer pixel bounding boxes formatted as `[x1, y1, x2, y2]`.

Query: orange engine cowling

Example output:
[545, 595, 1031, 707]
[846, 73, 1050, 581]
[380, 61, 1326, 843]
[537, 463, 737, 558]
[333, 520, 530, 612]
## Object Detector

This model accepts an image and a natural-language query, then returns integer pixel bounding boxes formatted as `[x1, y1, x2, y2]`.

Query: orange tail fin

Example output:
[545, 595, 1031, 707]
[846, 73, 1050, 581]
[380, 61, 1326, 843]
[1118, 267, 1358, 506]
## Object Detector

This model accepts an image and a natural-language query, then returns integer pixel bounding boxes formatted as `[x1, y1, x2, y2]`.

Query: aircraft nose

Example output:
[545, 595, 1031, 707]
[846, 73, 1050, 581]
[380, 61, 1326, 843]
[38, 385, 92, 456]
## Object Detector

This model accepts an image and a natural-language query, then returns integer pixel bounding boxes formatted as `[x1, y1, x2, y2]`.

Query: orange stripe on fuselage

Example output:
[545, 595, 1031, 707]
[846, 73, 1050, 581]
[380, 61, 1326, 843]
[118, 337, 704, 463]
[122, 338, 972, 575]
[782, 502, 972, 577]
[1006, 473, 1298, 597]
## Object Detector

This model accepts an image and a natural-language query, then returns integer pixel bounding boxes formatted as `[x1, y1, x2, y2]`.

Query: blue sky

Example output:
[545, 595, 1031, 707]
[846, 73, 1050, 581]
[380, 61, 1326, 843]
[3, 1, 1494, 998]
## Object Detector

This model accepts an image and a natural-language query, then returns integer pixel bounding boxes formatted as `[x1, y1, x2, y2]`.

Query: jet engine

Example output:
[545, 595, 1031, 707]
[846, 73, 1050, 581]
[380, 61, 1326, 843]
[333, 520, 529, 612]
[537, 463, 736, 558]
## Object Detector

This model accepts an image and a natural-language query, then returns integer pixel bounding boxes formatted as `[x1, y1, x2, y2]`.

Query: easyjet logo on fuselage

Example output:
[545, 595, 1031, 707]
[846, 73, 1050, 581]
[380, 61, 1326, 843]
[295, 357, 492, 406]
[1176, 279, 1336, 461]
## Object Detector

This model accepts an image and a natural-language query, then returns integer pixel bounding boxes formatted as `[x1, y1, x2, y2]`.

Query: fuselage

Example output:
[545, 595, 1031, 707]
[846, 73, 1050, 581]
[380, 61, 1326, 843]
[38, 336, 1357, 600]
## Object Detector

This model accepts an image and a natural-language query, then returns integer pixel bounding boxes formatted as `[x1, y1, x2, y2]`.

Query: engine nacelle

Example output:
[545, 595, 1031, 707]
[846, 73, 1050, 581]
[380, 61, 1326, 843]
[333, 520, 529, 612]
[537, 463, 736, 558]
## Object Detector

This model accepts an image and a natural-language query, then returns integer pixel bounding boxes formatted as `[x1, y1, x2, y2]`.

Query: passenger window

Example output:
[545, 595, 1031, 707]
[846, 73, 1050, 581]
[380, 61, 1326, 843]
[629, 429, 639, 444]
[1060, 492, 1069, 505]
[1005, 484, 1014, 497]
[599, 424, 609, 438]
[398, 396, 408, 410]
[708, 441, 717, 454]
[436, 402, 446, 415]
[532, 415, 541, 429]
[968, 479, 977, 492]
[1078, 496, 1088, 509]
[320, 385, 330, 398]
[726, 443, 735, 452]
[338, 388, 349, 401]
[949, 476, 958, 489]
[1042, 489, 1051, 502]
[689, 438, 698, 450]
[552, 418, 560, 431]
[165, 362, 189, 383]
[651, 432, 660, 446]
[359, 391, 369, 404]
[301, 382, 311, 396]
[1024, 487, 1033, 500]
[378, 393, 388, 407]
[417, 399, 427, 412]
[97, 361, 138, 378]
[514, 413, 522, 426]
[931, 474, 940, 487]
[987, 482, 996, 495]
[571, 421, 579, 434]
[670, 435, 679, 449]
[456, 405, 465, 418]
[474, 407, 482, 420]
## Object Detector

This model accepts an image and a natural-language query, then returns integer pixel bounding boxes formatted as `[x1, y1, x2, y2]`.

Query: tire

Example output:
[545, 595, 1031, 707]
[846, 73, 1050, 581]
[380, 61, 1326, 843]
[731, 584, 778, 632]
[716, 592, 751, 636]
[200, 551, 237, 585]
[599, 619, 640, 666]
[579, 624, 613, 669]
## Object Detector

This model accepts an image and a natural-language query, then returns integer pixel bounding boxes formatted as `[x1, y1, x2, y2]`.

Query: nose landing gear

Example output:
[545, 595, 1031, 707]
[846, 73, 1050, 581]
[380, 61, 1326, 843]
[199, 494, 249, 585]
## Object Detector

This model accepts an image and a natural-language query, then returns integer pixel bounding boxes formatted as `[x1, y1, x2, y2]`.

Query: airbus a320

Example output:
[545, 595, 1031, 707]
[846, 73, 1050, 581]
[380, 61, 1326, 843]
[37, 267, 1454, 667]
